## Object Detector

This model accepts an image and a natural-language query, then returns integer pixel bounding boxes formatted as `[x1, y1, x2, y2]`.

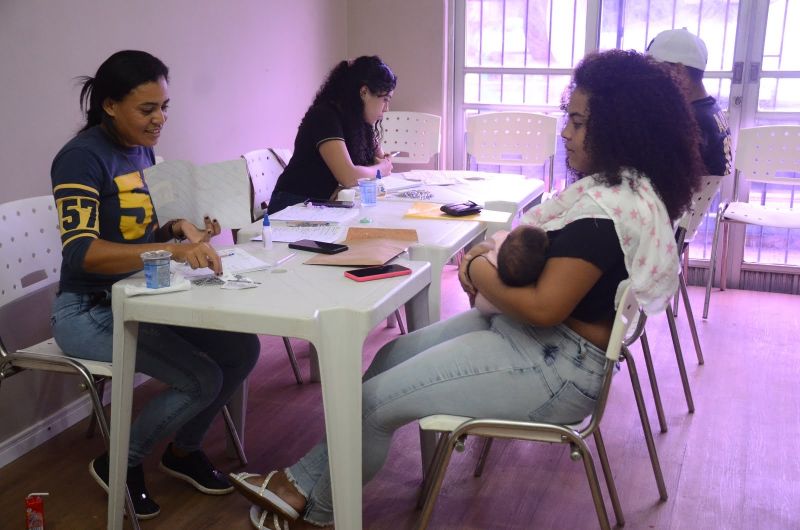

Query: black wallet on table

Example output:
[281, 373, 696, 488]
[440, 200, 482, 217]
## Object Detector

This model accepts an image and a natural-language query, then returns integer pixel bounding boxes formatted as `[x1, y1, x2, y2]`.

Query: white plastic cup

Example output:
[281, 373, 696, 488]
[358, 178, 378, 207]
[141, 250, 172, 288]
[337, 188, 356, 202]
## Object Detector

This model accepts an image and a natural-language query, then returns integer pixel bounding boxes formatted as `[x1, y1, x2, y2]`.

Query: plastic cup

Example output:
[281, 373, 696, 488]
[337, 188, 356, 202]
[358, 178, 378, 207]
[140, 250, 172, 289]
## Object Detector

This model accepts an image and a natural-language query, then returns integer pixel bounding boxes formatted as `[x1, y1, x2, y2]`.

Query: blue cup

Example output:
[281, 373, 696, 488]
[141, 250, 172, 288]
[358, 178, 378, 207]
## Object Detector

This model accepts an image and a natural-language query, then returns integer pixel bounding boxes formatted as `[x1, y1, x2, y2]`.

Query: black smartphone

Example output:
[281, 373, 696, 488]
[288, 239, 349, 254]
[344, 264, 412, 282]
[305, 199, 355, 208]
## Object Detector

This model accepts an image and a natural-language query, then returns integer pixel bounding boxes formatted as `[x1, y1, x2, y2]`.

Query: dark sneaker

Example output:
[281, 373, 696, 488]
[159, 443, 233, 495]
[89, 453, 161, 520]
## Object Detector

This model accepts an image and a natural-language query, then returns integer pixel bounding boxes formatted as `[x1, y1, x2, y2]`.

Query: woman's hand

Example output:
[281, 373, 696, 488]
[178, 216, 221, 243]
[170, 241, 223, 275]
[458, 239, 496, 296]
[375, 155, 393, 176]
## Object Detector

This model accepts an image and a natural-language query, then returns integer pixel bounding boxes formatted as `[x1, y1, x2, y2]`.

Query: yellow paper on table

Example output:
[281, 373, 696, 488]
[403, 202, 511, 223]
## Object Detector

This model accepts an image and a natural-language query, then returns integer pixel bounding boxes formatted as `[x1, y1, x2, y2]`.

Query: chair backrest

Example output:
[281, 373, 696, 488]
[465, 111, 558, 167]
[734, 125, 800, 189]
[0, 196, 62, 352]
[678, 174, 727, 243]
[605, 284, 638, 363]
[381, 111, 442, 166]
[242, 149, 285, 221]
[269, 147, 293, 169]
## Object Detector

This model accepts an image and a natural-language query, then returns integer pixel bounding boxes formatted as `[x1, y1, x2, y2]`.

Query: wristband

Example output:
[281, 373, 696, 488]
[465, 254, 488, 284]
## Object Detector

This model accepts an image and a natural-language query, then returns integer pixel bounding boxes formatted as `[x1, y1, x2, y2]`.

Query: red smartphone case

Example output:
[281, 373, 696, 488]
[344, 266, 411, 282]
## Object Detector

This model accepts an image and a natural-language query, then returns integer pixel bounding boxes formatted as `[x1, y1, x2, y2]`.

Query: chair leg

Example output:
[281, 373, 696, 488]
[665, 310, 695, 413]
[416, 433, 459, 530]
[679, 272, 705, 365]
[395, 309, 407, 335]
[593, 429, 624, 528]
[574, 437, 612, 530]
[472, 437, 493, 477]
[221, 405, 248, 466]
[720, 222, 730, 292]
[282, 337, 303, 385]
[417, 432, 449, 510]
[703, 206, 726, 320]
[639, 330, 668, 433]
[622, 346, 669, 501]
[85, 377, 107, 439]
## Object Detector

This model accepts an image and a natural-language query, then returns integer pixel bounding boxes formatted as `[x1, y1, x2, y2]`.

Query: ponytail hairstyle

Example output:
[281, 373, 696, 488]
[78, 50, 169, 134]
[311, 56, 397, 165]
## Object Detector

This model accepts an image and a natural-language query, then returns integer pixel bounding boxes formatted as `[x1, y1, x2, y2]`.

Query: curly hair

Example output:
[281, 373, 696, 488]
[567, 49, 703, 221]
[310, 56, 397, 166]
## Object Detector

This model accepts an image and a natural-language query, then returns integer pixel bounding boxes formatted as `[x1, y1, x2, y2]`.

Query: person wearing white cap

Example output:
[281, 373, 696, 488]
[647, 28, 732, 176]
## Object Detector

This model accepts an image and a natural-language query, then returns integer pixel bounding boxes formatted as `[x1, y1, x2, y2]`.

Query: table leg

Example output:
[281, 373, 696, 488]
[404, 284, 431, 332]
[308, 343, 320, 382]
[315, 312, 367, 530]
[109, 317, 139, 530]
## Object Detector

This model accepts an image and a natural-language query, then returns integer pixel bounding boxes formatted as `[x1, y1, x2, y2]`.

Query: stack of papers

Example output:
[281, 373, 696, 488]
[378, 174, 422, 192]
[270, 204, 360, 224]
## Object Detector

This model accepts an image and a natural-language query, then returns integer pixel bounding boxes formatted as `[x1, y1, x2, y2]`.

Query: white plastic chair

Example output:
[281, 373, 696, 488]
[636, 174, 728, 433]
[703, 125, 800, 319]
[269, 147, 293, 169]
[465, 111, 558, 191]
[240, 149, 304, 384]
[0, 196, 237, 525]
[242, 149, 285, 223]
[416, 285, 643, 530]
[381, 111, 442, 168]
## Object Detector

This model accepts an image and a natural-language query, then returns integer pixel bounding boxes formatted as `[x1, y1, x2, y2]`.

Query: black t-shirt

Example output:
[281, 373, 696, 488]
[270, 103, 372, 210]
[692, 96, 732, 176]
[546, 218, 627, 323]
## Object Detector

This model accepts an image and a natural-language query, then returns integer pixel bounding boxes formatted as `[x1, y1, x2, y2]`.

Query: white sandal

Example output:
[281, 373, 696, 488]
[230, 471, 300, 520]
[250, 506, 289, 530]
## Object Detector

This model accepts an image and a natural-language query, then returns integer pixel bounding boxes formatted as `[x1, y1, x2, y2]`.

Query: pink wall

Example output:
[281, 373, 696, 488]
[347, 0, 449, 164]
[0, 0, 348, 203]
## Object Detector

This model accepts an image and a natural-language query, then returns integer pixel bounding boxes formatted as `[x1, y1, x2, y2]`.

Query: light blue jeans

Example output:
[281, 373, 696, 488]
[51, 291, 260, 466]
[286, 309, 608, 526]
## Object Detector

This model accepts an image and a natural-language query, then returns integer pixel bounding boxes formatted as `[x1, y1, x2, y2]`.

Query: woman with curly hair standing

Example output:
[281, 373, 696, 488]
[266, 56, 397, 214]
[230, 49, 702, 530]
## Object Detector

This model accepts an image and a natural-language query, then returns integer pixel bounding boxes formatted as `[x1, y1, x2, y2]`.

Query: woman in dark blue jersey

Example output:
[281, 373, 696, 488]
[50, 50, 259, 520]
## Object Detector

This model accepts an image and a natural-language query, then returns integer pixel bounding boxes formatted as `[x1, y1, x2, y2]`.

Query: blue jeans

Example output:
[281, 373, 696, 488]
[51, 291, 260, 466]
[286, 309, 608, 525]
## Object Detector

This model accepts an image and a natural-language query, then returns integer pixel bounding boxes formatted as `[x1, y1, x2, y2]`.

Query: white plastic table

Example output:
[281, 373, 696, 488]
[239, 201, 488, 323]
[107, 248, 432, 530]
[386, 170, 545, 220]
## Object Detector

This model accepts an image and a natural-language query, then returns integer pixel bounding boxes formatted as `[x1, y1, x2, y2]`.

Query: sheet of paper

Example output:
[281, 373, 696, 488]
[171, 247, 271, 279]
[403, 170, 464, 186]
[269, 204, 360, 224]
[379, 174, 422, 192]
[303, 238, 412, 266]
[250, 223, 347, 243]
[145, 159, 252, 229]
